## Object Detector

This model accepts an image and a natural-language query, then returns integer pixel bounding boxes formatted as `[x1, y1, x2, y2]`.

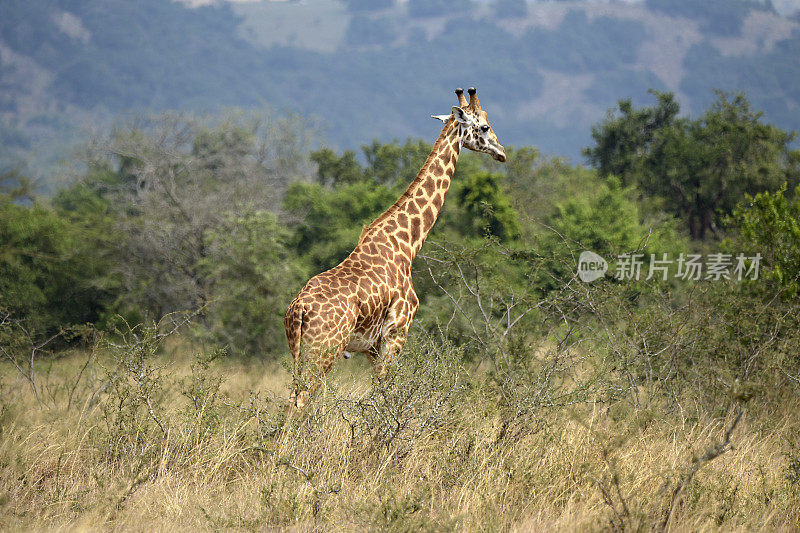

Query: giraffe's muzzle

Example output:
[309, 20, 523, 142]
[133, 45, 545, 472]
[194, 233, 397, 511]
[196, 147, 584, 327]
[493, 144, 507, 162]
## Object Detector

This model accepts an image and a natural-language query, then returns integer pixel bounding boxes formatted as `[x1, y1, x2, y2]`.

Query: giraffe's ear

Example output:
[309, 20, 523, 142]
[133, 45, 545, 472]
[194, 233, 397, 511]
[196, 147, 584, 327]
[430, 114, 451, 123]
[451, 106, 474, 125]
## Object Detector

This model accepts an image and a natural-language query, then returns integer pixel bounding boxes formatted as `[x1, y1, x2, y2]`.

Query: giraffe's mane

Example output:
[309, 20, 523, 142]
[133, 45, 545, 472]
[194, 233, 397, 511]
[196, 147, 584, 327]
[357, 118, 458, 244]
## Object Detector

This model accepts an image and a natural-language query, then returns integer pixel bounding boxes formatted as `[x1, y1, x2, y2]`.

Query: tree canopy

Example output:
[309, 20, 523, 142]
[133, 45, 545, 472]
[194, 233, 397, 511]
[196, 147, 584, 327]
[585, 91, 799, 239]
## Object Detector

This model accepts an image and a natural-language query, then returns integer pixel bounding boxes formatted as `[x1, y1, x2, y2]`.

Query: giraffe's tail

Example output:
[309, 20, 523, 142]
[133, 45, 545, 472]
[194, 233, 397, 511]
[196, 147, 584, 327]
[285, 300, 306, 366]
[284, 299, 306, 408]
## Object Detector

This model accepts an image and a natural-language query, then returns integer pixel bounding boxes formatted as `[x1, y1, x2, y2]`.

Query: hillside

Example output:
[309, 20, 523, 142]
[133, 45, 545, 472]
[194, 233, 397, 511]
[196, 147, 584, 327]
[1, 0, 799, 188]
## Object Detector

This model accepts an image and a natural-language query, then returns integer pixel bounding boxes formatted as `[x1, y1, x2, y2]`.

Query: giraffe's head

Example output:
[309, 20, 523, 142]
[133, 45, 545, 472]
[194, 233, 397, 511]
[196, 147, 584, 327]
[433, 87, 506, 163]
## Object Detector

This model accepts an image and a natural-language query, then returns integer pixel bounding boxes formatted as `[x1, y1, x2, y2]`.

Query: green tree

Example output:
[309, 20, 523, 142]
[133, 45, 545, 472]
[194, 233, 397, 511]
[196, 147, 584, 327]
[497, 146, 600, 227]
[586, 91, 798, 240]
[284, 180, 396, 272]
[536, 177, 685, 290]
[362, 139, 431, 186]
[0, 194, 116, 336]
[726, 185, 800, 297]
[457, 171, 519, 240]
[584, 91, 680, 183]
[0, 168, 34, 201]
[310, 148, 365, 186]
[200, 211, 309, 357]
[51, 172, 125, 324]
[310, 139, 431, 187]
[79, 113, 312, 319]
[549, 178, 656, 253]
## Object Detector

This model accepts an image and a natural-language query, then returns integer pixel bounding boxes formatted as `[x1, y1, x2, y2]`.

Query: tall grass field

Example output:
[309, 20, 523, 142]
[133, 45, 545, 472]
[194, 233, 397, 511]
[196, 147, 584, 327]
[2, 320, 799, 531]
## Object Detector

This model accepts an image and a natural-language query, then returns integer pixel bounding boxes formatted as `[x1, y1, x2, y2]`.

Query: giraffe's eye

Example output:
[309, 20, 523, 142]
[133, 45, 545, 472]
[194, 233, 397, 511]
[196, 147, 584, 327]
[480, 125, 490, 133]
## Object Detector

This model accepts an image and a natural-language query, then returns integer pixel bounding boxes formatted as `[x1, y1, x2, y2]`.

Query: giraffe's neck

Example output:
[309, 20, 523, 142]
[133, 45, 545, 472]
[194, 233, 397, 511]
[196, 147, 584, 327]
[369, 120, 461, 262]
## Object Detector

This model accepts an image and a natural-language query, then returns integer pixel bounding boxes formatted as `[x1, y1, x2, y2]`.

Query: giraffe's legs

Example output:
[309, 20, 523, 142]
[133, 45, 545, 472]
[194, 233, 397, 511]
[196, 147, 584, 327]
[286, 295, 356, 414]
[281, 352, 340, 450]
[370, 315, 411, 377]
[368, 292, 418, 378]
[372, 330, 408, 377]
[288, 342, 346, 414]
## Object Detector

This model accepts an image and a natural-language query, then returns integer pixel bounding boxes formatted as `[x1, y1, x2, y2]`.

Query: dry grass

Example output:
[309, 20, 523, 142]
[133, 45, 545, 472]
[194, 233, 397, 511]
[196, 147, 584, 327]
[1, 339, 799, 532]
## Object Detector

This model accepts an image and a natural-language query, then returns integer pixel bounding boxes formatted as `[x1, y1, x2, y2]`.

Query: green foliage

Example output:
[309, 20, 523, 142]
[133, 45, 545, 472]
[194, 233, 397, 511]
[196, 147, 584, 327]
[456, 171, 519, 240]
[726, 185, 800, 297]
[2, 102, 794, 380]
[584, 91, 680, 183]
[498, 147, 592, 224]
[308, 143, 513, 225]
[0, 168, 34, 201]
[412, 236, 544, 356]
[497, 146, 682, 253]
[0, 194, 116, 337]
[311, 139, 431, 187]
[549, 178, 648, 254]
[284, 180, 396, 271]
[295, 138, 453, 271]
[310, 149, 364, 186]
[362, 139, 432, 186]
[536, 177, 685, 289]
[0, 112, 314, 358]
[586, 91, 798, 239]
[74, 113, 311, 324]
[200, 211, 309, 357]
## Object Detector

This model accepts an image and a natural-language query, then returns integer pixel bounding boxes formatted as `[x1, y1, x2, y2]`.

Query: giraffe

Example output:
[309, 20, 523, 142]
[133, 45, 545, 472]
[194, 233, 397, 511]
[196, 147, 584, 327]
[284, 87, 505, 410]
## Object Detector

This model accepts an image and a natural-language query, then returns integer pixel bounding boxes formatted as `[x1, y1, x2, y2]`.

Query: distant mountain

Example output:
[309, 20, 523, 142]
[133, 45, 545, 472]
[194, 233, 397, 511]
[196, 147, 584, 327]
[1, 0, 798, 189]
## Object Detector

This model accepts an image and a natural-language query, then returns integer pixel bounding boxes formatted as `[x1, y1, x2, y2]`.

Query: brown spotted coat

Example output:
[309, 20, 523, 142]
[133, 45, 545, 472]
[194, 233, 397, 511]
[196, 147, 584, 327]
[284, 88, 505, 409]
